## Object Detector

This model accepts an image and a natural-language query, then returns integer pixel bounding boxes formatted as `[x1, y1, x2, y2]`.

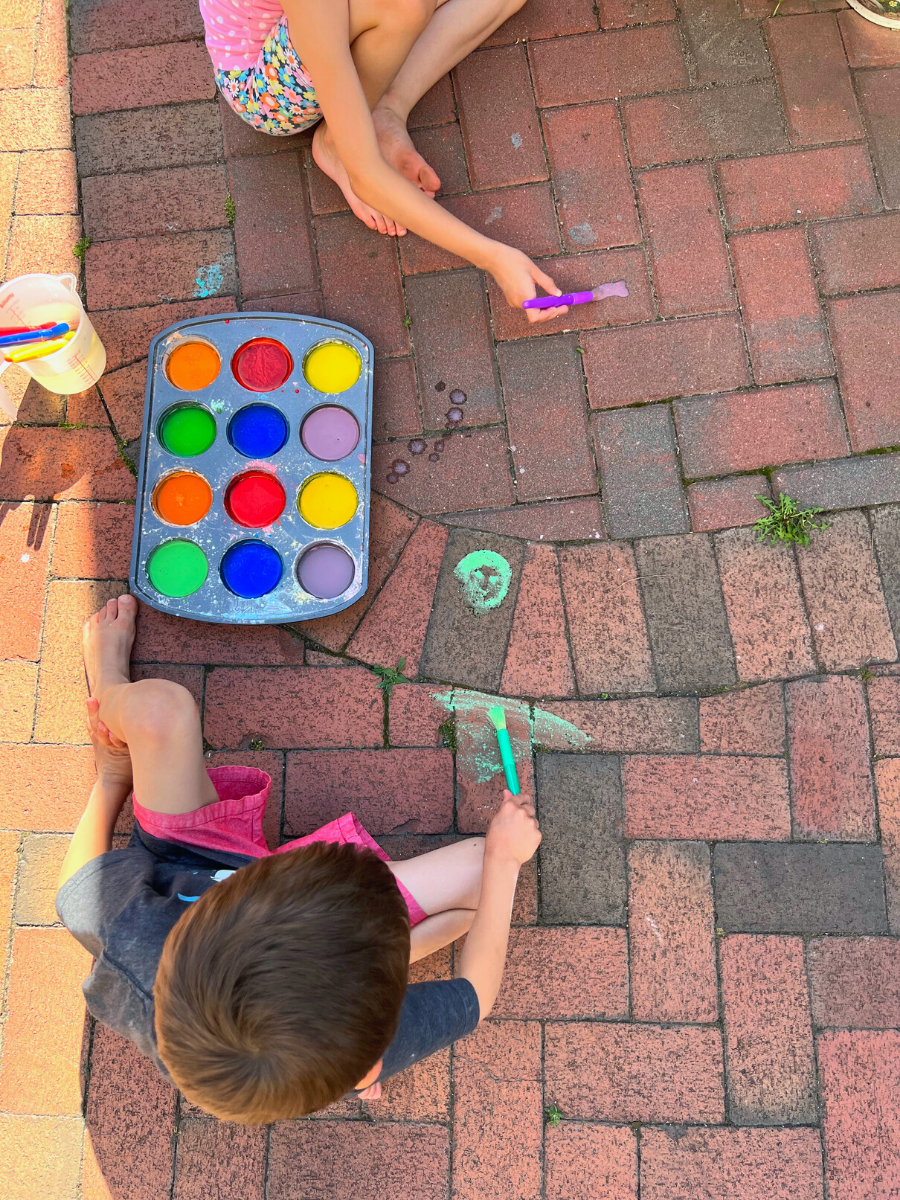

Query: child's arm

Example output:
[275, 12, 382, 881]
[457, 791, 541, 1019]
[58, 699, 133, 890]
[283, 0, 568, 323]
[410, 908, 474, 963]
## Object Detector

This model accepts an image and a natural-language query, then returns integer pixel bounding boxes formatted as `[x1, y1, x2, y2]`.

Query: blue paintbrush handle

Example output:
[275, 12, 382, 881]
[0, 322, 69, 348]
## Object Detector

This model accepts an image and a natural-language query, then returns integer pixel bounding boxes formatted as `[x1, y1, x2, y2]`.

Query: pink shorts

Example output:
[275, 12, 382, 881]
[133, 765, 428, 926]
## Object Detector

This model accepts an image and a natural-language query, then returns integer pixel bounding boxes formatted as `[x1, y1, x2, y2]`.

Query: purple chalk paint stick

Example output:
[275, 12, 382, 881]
[522, 280, 629, 310]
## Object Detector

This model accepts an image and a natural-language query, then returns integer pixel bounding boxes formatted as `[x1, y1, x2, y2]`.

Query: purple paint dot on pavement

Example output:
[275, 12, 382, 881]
[450, 389, 466, 404]
[387, 472, 399, 483]
[300, 406, 360, 461]
[428, 453, 439, 462]
[435, 440, 445, 452]
[447, 408, 463, 423]
[408, 439, 426, 455]
[298, 543, 356, 599]
[392, 460, 409, 475]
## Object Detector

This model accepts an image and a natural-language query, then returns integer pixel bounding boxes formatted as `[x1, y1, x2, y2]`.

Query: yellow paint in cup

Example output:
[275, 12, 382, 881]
[299, 473, 358, 529]
[303, 341, 361, 394]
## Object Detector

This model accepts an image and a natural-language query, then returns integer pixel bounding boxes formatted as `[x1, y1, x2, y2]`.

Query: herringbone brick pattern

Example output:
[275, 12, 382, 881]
[1, 0, 900, 1195]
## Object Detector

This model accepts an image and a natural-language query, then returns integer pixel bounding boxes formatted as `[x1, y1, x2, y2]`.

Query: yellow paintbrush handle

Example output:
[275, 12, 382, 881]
[6, 329, 75, 363]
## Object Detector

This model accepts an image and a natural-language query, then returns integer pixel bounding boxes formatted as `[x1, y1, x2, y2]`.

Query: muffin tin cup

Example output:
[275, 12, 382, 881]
[129, 313, 373, 624]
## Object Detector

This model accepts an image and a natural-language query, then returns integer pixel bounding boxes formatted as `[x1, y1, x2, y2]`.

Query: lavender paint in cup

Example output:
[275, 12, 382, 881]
[298, 543, 356, 599]
[300, 406, 360, 462]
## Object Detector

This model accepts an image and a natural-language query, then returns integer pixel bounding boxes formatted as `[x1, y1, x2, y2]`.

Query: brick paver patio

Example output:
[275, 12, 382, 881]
[1, 0, 900, 1195]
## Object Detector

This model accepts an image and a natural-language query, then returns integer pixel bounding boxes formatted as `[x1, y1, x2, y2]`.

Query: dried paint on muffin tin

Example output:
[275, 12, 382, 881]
[129, 313, 373, 624]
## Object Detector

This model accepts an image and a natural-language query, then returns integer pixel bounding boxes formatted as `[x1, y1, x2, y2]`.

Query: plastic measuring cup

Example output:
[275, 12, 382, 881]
[0, 273, 106, 419]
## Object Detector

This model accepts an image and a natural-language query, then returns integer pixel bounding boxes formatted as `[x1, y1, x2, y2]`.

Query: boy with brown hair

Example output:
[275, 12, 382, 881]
[57, 595, 540, 1120]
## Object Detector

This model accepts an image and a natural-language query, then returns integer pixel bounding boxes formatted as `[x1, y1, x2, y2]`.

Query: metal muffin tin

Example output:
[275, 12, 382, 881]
[129, 312, 373, 624]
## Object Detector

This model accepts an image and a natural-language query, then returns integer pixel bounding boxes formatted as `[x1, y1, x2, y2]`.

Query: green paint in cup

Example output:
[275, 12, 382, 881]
[159, 405, 216, 457]
[147, 540, 208, 597]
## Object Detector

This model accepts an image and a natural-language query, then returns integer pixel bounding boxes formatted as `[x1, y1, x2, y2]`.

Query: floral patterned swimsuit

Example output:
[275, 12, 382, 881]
[213, 14, 323, 135]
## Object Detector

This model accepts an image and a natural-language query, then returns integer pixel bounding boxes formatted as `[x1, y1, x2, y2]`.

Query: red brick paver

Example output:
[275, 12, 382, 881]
[819, 1031, 900, 1200]
[628, 840, 718, 1023]
[545, 1023, 725, 1122]
[720, 935, 817, 1124]
[624, 754, 792, 840]
[640, 1126, 824, 1200]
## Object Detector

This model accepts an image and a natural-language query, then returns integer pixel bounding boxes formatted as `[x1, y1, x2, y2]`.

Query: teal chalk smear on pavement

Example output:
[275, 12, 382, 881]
[431, 689, 590, 785]
[194, 263, 224, 298]
[453, 550, 512, 614]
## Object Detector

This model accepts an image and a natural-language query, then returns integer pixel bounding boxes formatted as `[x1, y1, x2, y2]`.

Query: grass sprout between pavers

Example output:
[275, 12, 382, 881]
[371, 657, 407, 696]
[753, 493, 830, 548]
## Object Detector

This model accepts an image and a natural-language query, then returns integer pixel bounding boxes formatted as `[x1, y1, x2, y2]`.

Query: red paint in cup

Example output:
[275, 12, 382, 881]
[232, 338, 293, 392]
[224, 470, 286, 528]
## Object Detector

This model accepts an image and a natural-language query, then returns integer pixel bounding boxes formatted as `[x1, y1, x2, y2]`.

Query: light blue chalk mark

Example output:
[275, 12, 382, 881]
[194, 263, 224, 298]
[569, 223, 596, 245]
[511, 133, 523, 149]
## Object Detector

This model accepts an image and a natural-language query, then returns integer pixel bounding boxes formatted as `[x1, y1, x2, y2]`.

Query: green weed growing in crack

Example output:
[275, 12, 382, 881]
[371, 657, 406, 696]
[225, 194, 236, 225]
[248, 738, 265, 751]
[859, 666, 874, 683]
[544, 1103, 564, 1128]
[438, 717, 457, 751]
[73, 236, 92, 261]
[753, 493, 830, 548]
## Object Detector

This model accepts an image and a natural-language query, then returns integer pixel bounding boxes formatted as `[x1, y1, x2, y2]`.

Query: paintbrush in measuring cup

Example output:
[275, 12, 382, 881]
[522, 279, 629, 310]
[0, 321, 70, 348]
[487, 706, 520, 796]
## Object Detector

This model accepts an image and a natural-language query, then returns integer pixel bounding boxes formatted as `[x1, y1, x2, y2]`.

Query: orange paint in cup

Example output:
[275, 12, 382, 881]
[166, 341, 221, 391]
[153, 471, 213, 526]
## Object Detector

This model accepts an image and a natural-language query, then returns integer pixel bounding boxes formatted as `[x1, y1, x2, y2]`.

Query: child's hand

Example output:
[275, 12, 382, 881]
[485, 790, 541, 867]
[488, 245, 570, 325]
[86, 697, 133, 793]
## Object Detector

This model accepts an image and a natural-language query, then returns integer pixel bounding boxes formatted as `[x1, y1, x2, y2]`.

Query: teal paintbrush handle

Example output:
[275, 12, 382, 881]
[496, 728, 520, 795]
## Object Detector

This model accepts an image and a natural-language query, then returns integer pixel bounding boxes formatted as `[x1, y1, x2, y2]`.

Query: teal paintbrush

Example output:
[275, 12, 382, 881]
[487, 706, 520, 795]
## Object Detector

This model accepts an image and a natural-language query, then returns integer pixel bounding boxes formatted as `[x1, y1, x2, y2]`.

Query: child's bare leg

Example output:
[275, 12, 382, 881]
[312, 0, 525, 234]
[312, 0, 441, 236]
[388, 837, 485, 961]
[373, 0, 527, 188]
[83, 595, 218, 815]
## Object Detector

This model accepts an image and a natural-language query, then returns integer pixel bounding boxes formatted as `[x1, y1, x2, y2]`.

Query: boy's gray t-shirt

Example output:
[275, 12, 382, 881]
[55, 827, 479, 1086]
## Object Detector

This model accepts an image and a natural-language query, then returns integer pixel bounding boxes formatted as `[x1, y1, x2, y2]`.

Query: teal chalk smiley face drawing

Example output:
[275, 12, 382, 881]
[453, 550, 512, 614]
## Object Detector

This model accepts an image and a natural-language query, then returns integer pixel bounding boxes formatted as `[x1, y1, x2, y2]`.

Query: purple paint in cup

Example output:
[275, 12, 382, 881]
[300, 406, 360, 462]
[298, 543, 356, 599]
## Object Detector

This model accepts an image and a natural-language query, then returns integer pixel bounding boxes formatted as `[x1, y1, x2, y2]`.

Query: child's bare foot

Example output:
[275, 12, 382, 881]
[373, 104, 440, 197]
[312, 123, 408, 237]
[82, 594, 137, 701]
[85, 696, 133, 791]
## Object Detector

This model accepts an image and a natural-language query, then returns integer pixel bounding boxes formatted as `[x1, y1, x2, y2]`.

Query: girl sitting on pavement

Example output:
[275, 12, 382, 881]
[201, 0, 569, 324]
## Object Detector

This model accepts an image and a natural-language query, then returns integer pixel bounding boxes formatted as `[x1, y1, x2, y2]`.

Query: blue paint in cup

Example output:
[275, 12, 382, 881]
[220, 540, 283, 598]
[228, 403, 289, 458]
